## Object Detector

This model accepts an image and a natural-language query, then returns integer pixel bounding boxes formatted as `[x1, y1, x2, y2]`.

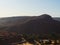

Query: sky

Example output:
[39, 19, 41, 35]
[0, 0, 60, 18]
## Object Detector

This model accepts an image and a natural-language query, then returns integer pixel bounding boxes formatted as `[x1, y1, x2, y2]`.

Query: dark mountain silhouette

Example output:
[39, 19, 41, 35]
[0, 15, 60, 28]
[0, 14, 60, 35]
[37, 14, 52, 20]
[20, 14, 60, 34]
[0, 16, 31, 27]
[1, 14, 59, 35]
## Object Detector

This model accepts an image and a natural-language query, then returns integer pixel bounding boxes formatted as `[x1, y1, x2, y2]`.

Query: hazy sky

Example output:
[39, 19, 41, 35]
[0, 0, 60, 17]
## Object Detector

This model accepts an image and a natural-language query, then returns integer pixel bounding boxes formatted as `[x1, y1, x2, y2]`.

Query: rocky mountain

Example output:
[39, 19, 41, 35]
[0, 15, 60, 27]
[14, 14, 60, 34]
[0, 14, 60, 35]
[0, 14, 60, 34]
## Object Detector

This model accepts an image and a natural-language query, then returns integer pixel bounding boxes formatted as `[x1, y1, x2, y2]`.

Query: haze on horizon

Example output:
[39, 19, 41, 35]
[0, 0, 60, 18]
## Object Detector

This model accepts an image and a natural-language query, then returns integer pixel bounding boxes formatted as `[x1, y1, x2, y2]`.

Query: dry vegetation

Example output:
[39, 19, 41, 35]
[0, 31, 60, 45]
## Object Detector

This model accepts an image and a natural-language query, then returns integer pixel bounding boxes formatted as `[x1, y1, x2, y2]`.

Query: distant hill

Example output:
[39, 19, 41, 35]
[54, 17, 60, 21]
[0, 16, 31, 26]
[0, 16, 36, 31]
[0, 15, 60, 27]
[0, 14, 60, 35]
[13, 14, 60, 34]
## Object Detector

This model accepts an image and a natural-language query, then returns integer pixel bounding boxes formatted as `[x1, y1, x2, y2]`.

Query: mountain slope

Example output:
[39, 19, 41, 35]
[3, 14, 60, 34]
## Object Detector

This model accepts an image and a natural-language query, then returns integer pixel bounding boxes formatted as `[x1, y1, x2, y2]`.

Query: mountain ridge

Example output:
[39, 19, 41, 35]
[0, 14, 60, 35]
